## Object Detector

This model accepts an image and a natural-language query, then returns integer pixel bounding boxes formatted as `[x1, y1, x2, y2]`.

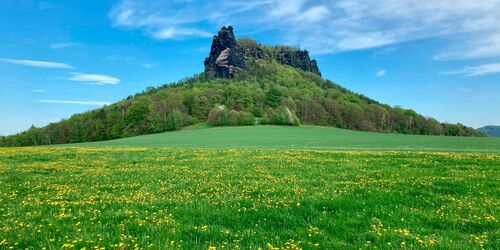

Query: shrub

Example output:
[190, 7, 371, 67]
[207, 105, 229, 126]
[236, 111, 255, 126]
[272, 106, 299, 126]
[228, 110, 239, 126]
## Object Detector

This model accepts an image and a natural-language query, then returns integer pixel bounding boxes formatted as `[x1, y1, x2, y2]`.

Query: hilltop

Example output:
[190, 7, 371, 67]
[0, 26, 483, 147]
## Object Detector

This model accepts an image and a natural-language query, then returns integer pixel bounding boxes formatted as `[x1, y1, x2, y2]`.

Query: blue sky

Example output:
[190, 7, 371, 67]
[1, 0, 500, 135]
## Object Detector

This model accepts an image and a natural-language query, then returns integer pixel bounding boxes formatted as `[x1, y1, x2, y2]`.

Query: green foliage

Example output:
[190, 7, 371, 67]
[166, 108, 184, 131]
[272, 106, 299, 126]
[0, 60, 484, 147]
[125, 99, 150, 135]
[228, 110, 255, 126]
[265, 86, 282, 108]
[207, 105, 229, 126]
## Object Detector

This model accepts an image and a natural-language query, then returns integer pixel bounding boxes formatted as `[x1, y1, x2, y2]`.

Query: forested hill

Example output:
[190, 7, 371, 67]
[477, 126, 500, 137]
[0, 27, 484, 147]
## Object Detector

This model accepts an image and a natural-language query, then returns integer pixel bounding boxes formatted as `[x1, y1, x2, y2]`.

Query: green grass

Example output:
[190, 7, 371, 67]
[1, 147, 499, 249]
[2, 126, 499, 249]
[74, 125, 500, 153]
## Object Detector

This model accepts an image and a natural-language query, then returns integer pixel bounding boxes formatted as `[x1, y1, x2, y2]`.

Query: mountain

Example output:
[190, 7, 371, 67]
[0, 26, 484, 147]
[477, 126, 500, 137]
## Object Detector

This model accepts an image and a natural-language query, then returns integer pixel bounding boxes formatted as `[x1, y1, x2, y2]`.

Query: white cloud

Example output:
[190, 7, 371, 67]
[440, 63, 500, 77]
[108, 0, 500, 58]
[0, 58, 74, 69]
[376, 69, 386, 77]
[103, 55, 156, 68]
[270, 0, 306, 17]
[37, 100, 111, 106]
[51, 42, 80, 49]
[298, 6, 329, 22]
[65, 72, 120, 85]
[109, 0, 212, 40]
[31, 89, 47, 93]
[152, 27, 211, 40]
[139, 63, 155, 68]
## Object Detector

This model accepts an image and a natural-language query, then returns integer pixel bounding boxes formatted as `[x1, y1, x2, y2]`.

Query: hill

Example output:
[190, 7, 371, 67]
[0, 26, 483, 147]
[477, 125, 500, 137]
[73, 125, 500, 153]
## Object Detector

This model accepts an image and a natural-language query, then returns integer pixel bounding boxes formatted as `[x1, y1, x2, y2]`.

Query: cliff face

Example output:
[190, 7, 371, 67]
[204, 26, 246, 78]
[275, 49, 321, 76]
[205, 26, 321, 78]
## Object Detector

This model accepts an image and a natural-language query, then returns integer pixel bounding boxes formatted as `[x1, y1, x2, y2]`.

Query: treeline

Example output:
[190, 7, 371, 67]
[0, 61, 483, 147]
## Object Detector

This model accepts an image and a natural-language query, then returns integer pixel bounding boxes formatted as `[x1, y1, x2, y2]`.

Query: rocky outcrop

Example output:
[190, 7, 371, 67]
[205, 26, 321, 78]
[275, 50, 321, 76]
[239, 43, 321, 76]
[204, 26, 246, 78]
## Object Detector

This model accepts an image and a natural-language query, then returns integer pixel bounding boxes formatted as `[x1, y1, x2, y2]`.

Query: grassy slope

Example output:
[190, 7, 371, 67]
[74, 125, 500, 152]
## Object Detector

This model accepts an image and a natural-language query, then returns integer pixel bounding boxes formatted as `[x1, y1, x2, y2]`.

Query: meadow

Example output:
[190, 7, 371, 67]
[77, 125, 500, 153]
[1, 144, 499, 249]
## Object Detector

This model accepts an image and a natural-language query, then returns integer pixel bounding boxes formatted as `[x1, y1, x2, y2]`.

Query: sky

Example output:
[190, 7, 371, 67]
[1, 0, 500, 135]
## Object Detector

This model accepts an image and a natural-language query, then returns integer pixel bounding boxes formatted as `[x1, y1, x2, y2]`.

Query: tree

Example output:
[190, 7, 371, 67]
[272, 106, 299, 126]
[207, 105, 228, 126]
[125, 100, 150, 135]
[166, 108, 184, 131]
[107, 110, 125, 139]
[148, 100, 167, 133]
[265, 86, 282, 108]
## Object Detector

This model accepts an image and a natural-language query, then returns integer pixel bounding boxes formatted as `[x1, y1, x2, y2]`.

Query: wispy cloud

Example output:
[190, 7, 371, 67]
[0, 58, 74, 69]
[31, 89, 47, 93]
[440, 63, 500, 77]
[372, 47, 398, 58]
[108, 0, 500, 58]
[109, 1, 212, 40]
[65, 72, 120, 85]
[51, 42, 80, 49]
[153, 28, 211, 40]
[37, 100, 111, 106]
[376, 69, 386, 77]
[103, 55, 156, 68]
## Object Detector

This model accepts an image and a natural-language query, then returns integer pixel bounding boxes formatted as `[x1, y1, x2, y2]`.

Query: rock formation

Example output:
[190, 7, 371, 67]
[205, 26, 321, 78]
[204, 26, 246, 78]
[275, 49, 321, 76]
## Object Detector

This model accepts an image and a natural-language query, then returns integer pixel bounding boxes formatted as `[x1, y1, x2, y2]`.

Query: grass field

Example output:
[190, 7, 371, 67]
[1, 126, 500, 249]
[75, 125, 500, 153]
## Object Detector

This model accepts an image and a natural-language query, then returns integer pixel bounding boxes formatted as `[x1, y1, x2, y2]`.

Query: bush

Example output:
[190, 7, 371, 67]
[166, 108, 184, 131]
[257, 116, 269, 125]
[212, 108, 255, 126]
[272, 106, 299, 126]
[228, 110, 239, 126]
[207, 105, 228, 126]
[238, 111, 255, 125]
